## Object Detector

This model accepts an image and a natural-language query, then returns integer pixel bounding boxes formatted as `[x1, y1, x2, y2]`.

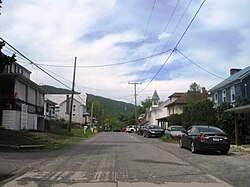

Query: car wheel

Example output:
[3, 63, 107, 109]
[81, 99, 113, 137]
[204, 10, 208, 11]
[131, 129, 134, 133]
[221, 150, 229, 155]
[191, 141, 196, 153]
[179, 138, 183, 148]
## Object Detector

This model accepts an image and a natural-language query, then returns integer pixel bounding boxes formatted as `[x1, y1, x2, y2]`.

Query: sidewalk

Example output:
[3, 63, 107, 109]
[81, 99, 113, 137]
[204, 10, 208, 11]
[230, 144, 250, 152]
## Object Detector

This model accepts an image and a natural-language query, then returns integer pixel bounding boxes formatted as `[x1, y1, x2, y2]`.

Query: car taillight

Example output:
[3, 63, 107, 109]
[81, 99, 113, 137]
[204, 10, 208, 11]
[224, 136, 230, 141]
[197, 135, 206, 141]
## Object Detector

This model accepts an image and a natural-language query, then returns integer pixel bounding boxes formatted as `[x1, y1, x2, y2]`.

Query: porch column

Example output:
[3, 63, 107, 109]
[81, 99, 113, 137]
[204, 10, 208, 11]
[234, 114, 239, 146]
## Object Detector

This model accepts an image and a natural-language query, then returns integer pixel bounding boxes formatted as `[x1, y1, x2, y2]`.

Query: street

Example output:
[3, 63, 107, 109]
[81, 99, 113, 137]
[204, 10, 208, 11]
[1, 132, 250, 187]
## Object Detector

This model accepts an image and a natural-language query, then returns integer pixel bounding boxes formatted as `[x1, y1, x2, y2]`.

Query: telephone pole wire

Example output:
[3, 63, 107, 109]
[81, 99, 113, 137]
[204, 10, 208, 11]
[128, 82, 142, 126]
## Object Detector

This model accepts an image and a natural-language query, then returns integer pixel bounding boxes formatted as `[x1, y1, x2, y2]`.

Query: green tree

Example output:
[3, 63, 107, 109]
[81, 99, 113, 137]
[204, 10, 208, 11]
[182, 99, 216, 128]
[137, 97, 151, 114]
[215, 102, 234, 136]
[168, 114, 182, 126]
[189, 82, 201, 92]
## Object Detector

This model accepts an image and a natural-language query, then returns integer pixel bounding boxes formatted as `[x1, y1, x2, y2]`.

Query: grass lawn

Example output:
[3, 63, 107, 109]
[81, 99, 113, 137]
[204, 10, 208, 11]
[0, 127, 95, 151]
[160, 136, 180, 144]
[37, 128, 94, 151]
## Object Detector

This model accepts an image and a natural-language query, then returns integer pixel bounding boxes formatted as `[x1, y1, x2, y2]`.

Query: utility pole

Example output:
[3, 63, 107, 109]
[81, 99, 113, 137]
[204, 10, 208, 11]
[69, 57, 77, 132]
[128, 82, 142, 126]
[90, 102, 94, 127]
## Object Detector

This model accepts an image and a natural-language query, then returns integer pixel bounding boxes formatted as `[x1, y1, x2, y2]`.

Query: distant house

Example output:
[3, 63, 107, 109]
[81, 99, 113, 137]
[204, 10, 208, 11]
[165, 92, 186, 116]
[139, 89, 207, 129]
[209, 66, 250, 107]
[0, 57, 46, 130]
[44, 93, 88, 124]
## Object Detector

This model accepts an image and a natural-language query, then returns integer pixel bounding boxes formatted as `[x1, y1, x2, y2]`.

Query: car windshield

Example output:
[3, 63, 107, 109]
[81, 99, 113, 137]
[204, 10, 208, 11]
[149, 125, 161, 129]
[171, 126, 184, 131]
[198, 127, 224, 133]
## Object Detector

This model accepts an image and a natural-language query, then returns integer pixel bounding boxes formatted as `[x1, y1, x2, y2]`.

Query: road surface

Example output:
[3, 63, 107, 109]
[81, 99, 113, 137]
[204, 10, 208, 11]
[1, 132, 250, 187]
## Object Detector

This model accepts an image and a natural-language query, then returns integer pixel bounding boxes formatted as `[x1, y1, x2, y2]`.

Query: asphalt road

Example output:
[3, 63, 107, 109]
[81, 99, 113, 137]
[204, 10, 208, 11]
[1, 132, 250, 187]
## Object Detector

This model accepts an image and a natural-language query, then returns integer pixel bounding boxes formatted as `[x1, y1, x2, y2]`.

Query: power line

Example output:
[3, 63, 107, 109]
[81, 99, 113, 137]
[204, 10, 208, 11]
[138, 0, 192, 83]
[176, 49, 228, 81]
[0, 37, 72, 90]
[174, 0, 206, 49]
[139, 0, 181, 82]
[27, 48, 173, 68]
[138, 0, 206, 95]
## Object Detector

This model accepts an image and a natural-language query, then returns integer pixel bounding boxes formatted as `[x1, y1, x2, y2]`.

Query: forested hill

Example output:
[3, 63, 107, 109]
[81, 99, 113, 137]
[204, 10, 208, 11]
[86, 94, 135, 115]
[40, 85, 134, 115]
[40, 85, 80, 94]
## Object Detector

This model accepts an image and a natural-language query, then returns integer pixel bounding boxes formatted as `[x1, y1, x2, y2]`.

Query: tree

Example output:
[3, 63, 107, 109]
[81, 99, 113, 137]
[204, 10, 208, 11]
[182, 99, 216, 128]
[0, 0, 2, 15]
[189, 82, 201, 92]
[215, 102, 234, 137]
[0, 42, 16, 72]
[137, 97, 151, 114]
[168, 114, 182, 126]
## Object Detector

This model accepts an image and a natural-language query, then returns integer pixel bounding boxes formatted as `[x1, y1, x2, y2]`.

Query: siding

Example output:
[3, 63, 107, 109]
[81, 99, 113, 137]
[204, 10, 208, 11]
[2, 110, 21, 130]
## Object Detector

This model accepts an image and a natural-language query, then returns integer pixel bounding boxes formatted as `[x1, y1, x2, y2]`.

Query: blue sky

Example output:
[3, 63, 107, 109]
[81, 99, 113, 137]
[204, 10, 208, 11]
[0, 0, 250, 104]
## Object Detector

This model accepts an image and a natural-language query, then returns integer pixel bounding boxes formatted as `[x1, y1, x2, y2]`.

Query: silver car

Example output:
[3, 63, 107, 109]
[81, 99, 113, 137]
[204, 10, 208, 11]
[165, 126, 185, 138]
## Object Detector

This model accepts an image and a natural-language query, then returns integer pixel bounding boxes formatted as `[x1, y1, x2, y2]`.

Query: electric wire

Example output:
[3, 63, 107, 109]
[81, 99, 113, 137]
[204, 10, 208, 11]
[176, 49, 231, 81]
[124, 0, 157, 104]
[28, 48, 173, 68]
[138, 0, 181, 82]
[138, 0, 206, 95]
[138, 0, 192, 84]
[0, 36, 72, 90]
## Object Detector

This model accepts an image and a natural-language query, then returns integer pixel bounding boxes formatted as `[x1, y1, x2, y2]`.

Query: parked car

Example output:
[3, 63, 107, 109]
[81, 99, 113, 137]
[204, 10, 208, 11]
[137, 125, 146, 135]
[165, 125, 185, 139]
[126, 125, 137, 133]
[121, 127, 126, 132]
[143, 125, 164, 138]
[179, 125, 230, 154]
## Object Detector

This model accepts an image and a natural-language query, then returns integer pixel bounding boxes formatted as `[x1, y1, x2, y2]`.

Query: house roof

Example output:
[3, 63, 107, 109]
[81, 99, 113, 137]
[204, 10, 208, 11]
[209, 65, 250, 92]
[168, 92, 185, 98]
[165, 92, 188, 107]
[165, 92, 198, 107]
[225, 104, 250, 114]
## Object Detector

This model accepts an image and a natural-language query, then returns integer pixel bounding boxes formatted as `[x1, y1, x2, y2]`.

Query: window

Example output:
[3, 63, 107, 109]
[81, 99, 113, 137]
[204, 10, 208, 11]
[231, 86, 235, 102]
[222, 90, 226, 102]
[55, 106, 60, 112]
[214, 93, 218, 103]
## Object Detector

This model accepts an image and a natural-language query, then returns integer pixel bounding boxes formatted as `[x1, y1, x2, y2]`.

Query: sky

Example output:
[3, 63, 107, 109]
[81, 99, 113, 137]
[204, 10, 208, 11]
[0, 0, 250, 104]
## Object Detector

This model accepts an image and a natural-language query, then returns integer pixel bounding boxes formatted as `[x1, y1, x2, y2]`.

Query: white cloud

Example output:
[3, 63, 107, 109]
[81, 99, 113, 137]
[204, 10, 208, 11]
[158, 32, 171, 40]
[1, 0, 250, 103]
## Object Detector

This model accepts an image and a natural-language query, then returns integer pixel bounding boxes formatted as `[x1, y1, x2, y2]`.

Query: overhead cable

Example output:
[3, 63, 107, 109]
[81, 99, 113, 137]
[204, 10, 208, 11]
[138, 0, 206, 94]
[28, 48, 173, 68]
[0, 37, 72, 90]
[176, 49, 229, 81]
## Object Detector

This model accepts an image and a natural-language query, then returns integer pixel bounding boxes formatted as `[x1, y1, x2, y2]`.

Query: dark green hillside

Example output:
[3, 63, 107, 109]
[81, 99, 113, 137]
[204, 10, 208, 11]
[40, 85, 134, 115]
[41, 85, 135, 128]
[86, 94, 134, 115]
[40, 85, 80, 94]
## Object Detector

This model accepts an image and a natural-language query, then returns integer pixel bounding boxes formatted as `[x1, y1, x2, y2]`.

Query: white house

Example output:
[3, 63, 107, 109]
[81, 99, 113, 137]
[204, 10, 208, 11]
[45, 93, 88, 124]
[0, 61, 46, 130]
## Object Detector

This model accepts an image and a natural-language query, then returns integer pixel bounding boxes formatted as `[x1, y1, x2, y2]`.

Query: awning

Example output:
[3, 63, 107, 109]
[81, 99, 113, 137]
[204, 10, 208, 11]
[225, 104, 250, 113]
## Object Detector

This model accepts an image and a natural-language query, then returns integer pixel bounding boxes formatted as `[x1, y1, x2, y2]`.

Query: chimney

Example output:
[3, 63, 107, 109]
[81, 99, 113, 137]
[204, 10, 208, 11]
[230, 68, 241, 75]
[201, 87, 207, 99]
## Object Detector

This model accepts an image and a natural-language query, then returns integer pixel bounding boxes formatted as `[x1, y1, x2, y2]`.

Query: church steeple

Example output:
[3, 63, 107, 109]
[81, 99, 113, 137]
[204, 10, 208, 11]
[152, 90, 160, 107]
